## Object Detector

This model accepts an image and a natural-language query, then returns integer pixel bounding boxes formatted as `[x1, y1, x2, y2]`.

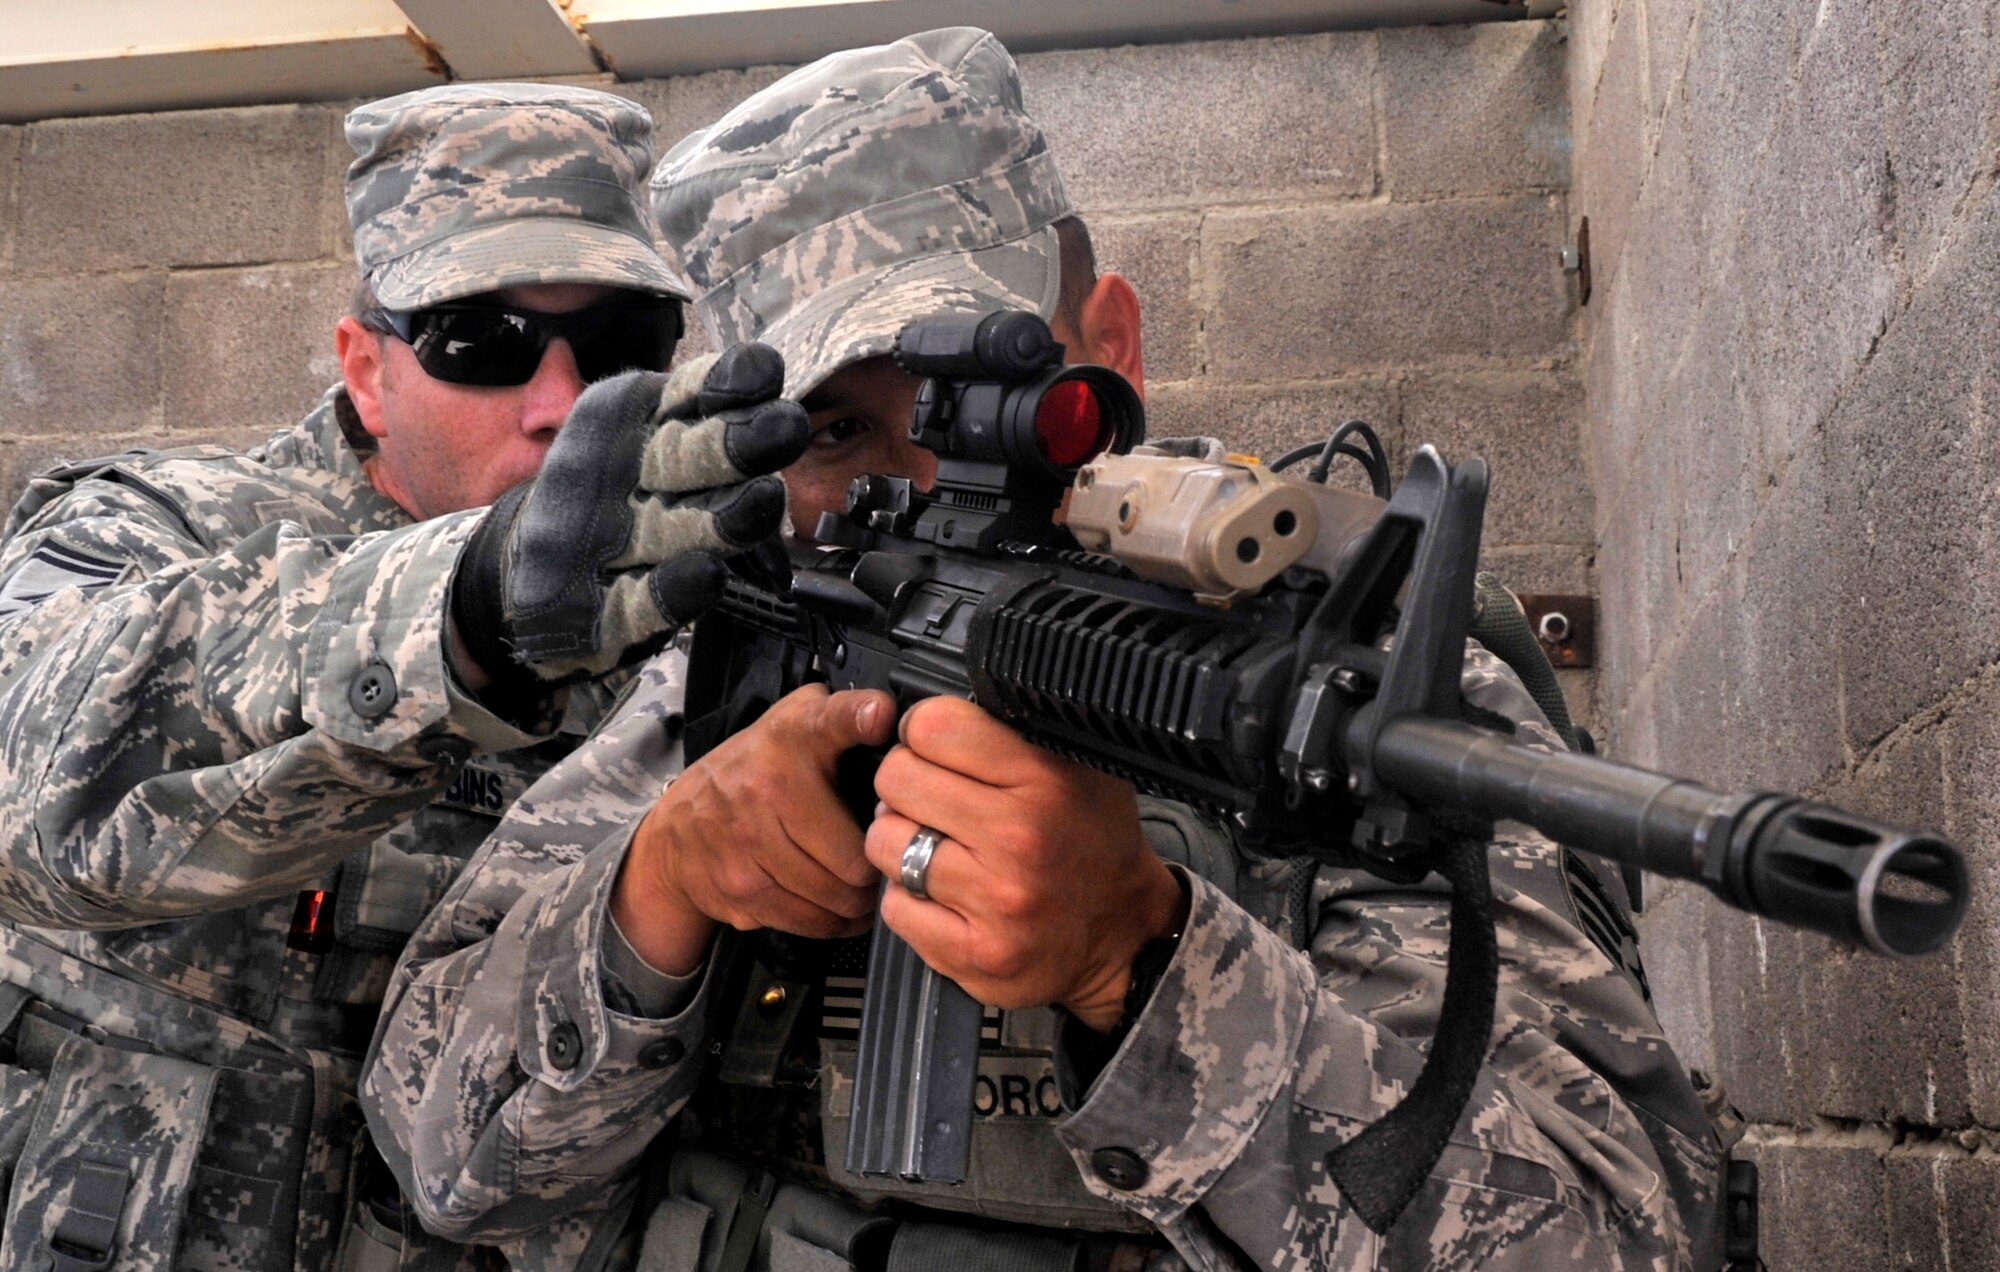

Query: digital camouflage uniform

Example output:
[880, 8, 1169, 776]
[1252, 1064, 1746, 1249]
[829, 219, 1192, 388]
[0, 83, 683, 1271]
[362, 27, 1724, 1272]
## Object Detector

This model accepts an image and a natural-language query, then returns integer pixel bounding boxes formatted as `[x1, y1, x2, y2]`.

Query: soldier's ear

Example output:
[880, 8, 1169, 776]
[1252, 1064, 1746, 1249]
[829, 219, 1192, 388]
[336, 317, 392, 441]
[1069, 274, 1145, 403]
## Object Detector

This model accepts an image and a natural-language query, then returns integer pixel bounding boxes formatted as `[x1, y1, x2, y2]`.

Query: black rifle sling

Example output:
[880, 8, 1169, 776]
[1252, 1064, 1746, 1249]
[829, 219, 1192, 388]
[1323, 836, 1499, 1235]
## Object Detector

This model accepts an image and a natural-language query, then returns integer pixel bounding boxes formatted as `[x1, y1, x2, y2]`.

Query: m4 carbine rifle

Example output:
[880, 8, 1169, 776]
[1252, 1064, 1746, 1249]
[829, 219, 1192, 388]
[682, 310, 1968, 1234]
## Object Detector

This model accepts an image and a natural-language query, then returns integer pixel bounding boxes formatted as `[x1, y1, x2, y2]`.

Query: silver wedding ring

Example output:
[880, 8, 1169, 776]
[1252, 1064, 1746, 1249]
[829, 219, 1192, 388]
[900, 825, 944, 901]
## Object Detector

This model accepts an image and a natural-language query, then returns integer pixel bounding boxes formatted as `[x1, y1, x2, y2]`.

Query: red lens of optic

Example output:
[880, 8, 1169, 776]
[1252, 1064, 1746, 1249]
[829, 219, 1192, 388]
[1033, 379, 1108, 468]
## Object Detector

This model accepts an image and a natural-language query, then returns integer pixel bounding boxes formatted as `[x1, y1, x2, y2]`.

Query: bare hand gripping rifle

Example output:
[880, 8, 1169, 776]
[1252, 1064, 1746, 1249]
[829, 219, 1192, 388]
[681, 311, 1968, 1234]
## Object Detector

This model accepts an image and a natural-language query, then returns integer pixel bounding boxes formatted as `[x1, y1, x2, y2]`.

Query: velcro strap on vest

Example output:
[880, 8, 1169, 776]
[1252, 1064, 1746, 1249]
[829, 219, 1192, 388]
[717, 1168, 776, 1272]
[48, 1161, 130, 1272]
[885, 1223, 1084, 1272]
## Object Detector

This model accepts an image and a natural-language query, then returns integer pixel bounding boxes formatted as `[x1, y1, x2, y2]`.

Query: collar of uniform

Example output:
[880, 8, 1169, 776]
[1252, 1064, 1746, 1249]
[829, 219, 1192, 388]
[255, 385, 416, 535]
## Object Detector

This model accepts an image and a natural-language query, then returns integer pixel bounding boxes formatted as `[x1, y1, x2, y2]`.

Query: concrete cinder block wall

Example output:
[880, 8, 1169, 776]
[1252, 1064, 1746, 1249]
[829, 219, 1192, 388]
[1571, 0, 2000, 1266]
[0, 24, 1588, 714]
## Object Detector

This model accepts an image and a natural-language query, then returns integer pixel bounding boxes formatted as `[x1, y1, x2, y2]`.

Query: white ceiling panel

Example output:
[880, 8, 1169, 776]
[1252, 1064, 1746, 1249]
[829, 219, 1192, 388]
[0, 0, 1550, 122]
[582, 0, 1546, 77]
[392, 0, 602, 78]
[0, 32, 443, 123]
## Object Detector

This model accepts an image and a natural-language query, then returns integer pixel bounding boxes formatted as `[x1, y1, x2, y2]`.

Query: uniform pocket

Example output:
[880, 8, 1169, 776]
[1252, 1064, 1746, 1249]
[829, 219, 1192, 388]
[2, 1036, 219, 1271]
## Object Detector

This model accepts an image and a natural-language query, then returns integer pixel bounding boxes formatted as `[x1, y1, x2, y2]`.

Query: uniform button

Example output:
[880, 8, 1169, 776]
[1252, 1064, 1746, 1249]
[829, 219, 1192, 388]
[639, 1038, 686, 1070]
[546, 1021, 583, 1071]
[416, 735, 472, 767]
[1091, 1147, 1149, 1191]
[349, 662, 398, 720]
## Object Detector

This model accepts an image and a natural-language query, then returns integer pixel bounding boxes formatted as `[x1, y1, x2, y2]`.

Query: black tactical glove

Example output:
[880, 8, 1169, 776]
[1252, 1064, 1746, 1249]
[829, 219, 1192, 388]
[452, 342, 807, 693]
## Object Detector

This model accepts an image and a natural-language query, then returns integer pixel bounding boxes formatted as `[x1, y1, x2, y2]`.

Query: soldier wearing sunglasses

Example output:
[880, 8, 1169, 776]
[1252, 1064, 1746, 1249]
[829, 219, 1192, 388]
[0, 84, 806, 1269]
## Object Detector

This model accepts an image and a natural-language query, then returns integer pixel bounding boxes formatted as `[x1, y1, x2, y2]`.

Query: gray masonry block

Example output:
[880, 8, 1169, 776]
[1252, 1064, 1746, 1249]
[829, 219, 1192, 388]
[1803, 730, 1971, 1126]
[1644, 568, 1749, 791]
[1640, 0, 1699, 147]
[1378, 21, 1568, 199]
[1822, 188, 2000, 752]
[1612, 120, 1708, 416]
[1674, 1, 1808, 278]
[1884, 1153, 1950, 1272]
[1655, 293, 1758, 605]
[1577, 250, 1658, 502]
[1634, 94, 1734, 299]
[1935, 1156, 2000, 1270]
[1873, 0, 1997, 288]
[1589, 507, 1659, 727]
[1400, 371, 1589, 548]
[1025, 34, 1375, 213]
[165, 266, 353, 437]
[1590, 414, 1688, 705]
[1938, 674, 2000, 1125]
[1478, 545, 1590, 595]
[1574, 4, 1647, 294]
[0, 272, 163, 438]
[1563, 0, 1621, 149]
[1705, 906, 1816, 1124]
[15, 106, 336, 274]
[1205, 196, 1571, 378]
[1736, 0, 1894, 476]
[1595, 672, 1653, 769]
[1089, 216, 1198, 386]
[1742, 1138, 1889, 1272]
[1721, 448, 1846, 797]
[1139, 379, 1395, 486]
[1631, 880, 1718, 1075]
[1886, 1154, 2000, 1272]
[0, 126, 19, 276]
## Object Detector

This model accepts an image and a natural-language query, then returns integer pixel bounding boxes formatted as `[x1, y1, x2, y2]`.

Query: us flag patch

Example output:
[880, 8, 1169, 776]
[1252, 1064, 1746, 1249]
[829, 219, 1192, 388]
[818, 974, 1002, 1044]
[0, 542, 127, 620]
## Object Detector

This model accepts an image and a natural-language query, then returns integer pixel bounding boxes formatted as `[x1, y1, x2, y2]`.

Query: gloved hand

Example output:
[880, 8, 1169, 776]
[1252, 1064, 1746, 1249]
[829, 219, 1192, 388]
[452, 342, 807, 691]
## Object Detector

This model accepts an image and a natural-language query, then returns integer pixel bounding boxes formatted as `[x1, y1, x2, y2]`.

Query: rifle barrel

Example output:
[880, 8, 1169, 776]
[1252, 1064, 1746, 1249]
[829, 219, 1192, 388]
[1371, 717, 1968, 957]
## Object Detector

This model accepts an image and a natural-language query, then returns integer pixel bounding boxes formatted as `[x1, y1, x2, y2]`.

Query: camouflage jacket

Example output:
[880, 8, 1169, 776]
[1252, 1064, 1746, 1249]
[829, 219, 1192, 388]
[364, 644, 1724, 1271]
[0, 392, 594, 1270]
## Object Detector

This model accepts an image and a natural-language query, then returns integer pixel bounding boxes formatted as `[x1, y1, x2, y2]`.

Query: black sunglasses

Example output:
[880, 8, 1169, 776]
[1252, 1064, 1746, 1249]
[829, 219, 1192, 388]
[362, 298, 685, 388]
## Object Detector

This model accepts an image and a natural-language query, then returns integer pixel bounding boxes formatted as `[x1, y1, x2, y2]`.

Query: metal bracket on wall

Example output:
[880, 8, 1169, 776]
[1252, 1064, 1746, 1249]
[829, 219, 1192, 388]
[1561, 217, 1592, 306]
[1516, 594, 1594, 668]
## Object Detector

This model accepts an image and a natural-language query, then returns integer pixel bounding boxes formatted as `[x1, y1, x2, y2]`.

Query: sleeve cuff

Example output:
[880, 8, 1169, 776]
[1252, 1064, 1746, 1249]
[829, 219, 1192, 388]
[1053, 872, 1315, 1224]
[513, 832, 715, 1093]
[303, 512, 550, 754]
[603, 907, 707, 1019]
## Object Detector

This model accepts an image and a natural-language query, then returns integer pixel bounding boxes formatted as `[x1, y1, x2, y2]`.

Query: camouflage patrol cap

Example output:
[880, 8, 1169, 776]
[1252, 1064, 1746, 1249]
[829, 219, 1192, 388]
[346, 83, 690, 310]
[651, 27, 1073, 398]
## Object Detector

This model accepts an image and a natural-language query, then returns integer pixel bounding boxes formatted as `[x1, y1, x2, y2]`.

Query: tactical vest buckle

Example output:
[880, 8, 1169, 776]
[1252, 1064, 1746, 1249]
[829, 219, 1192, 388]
[45, 1161, 130, 1272]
